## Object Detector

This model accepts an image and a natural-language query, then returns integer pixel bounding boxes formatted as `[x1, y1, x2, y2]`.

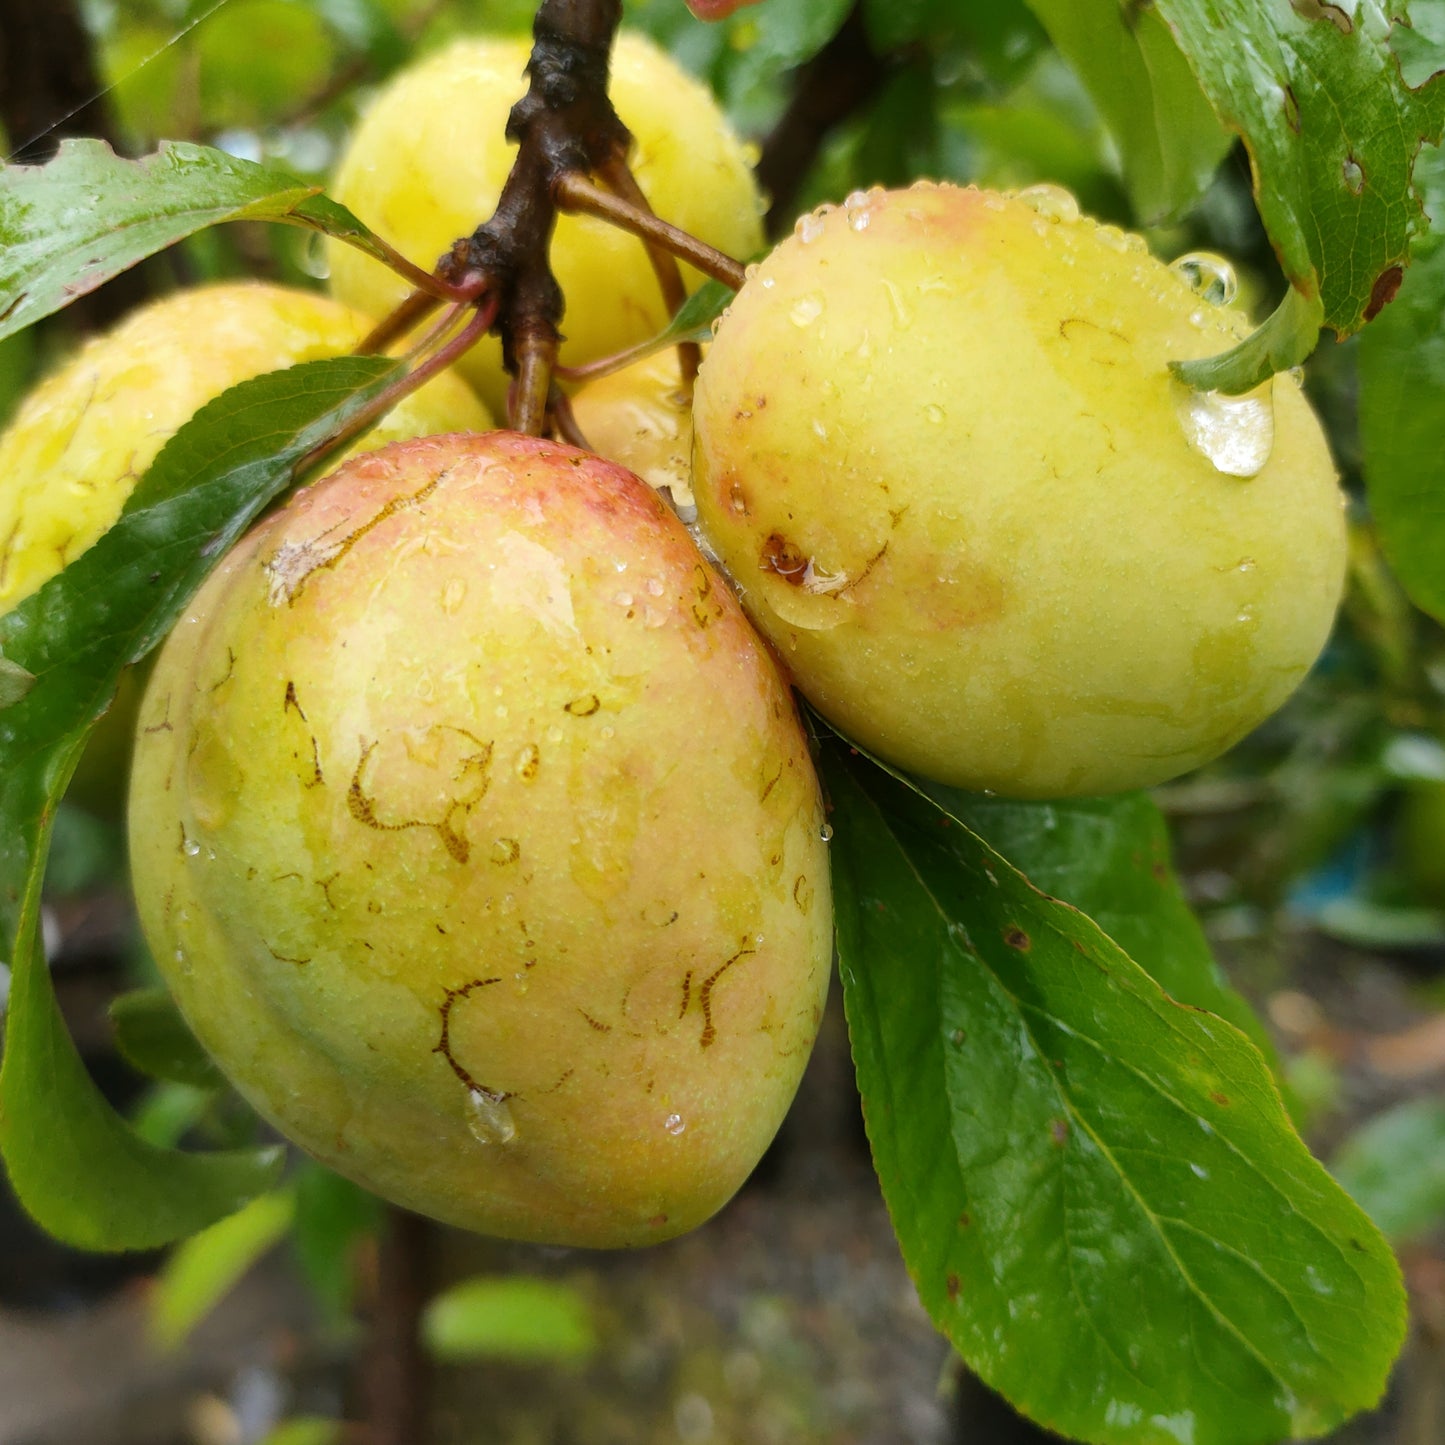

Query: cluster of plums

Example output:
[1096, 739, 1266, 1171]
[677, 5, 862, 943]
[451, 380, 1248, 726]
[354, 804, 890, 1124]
[0, 32, 1345, 1246]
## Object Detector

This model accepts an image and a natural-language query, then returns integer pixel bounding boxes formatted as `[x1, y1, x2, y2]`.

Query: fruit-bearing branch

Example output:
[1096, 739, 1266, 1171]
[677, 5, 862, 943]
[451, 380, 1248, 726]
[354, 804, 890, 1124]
[360, 0, 745, 434]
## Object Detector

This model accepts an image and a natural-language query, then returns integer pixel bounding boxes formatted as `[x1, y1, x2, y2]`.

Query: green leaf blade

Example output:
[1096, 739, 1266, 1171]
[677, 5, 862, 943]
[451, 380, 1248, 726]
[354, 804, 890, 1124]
[0, 140, 387, 342]
[923, 785, 1272, 1057]
[0, 355, 399, 1252]
[1153, 1, 1445, 337]
[1022, 0, 1232, 221]
[824, 744, 1404, 1445]
[1358, 142, 1445, 622]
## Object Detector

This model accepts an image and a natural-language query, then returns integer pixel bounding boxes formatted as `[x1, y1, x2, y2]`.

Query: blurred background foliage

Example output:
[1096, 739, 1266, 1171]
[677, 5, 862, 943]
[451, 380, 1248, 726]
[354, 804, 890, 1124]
[2, 0, 1443, 1442]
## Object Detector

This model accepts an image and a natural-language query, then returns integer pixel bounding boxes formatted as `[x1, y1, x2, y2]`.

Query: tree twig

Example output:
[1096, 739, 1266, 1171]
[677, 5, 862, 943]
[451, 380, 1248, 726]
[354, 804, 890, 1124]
[755, 3, 887, 235]
[553, 172, 746, 290]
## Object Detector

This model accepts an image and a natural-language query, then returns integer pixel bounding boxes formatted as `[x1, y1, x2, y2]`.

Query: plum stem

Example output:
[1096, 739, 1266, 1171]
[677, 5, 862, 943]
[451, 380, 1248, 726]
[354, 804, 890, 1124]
[553, 171, 748, 290]
[593, 154, 702, 384]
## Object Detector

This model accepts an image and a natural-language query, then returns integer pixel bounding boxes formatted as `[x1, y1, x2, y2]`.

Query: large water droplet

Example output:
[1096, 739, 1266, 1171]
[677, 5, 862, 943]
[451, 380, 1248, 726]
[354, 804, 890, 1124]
[1175, 381, 1276, 478]
[182, 836, 202, 858]
[467, 1089, 518, 1145]
[794, 210, 826, 244]
[300, 230, 331, 281]
[1169, 251, 1238, 306]
[789, 294, 824, 327]
[664, 1113, 686, 1136]
[1015, 183, 1080, 223]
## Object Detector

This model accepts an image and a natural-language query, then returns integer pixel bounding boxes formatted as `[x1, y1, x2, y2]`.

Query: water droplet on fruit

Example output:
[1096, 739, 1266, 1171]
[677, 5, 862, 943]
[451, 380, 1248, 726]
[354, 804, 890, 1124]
[760, 276, 775, 290]
[1237, 558, 1256, 573]
[1236, 606, 1257, 626]
[1014, 183, 1080, 223]
[1175, 380, 1276, 478]
[881, 279, 913, 329]
[790, 294, 824, 327]
[466, 1089, 518, 1146]
[924, 404, 945, 424]
[183, 837, 202, 858]
[1190, 1162, 1209, 1180]
[1169, 252, 1238, 306]
[1342, 156, 1364, 195]
[1093, 224, 1144, 255]
[844, 189, 874, 231]
[819, 822, 834, 842]
[794, 211, 826, 244]
[664, 1113, 686, 1135]
[744, 263, 759, 281]
[173, 946, 192, 976]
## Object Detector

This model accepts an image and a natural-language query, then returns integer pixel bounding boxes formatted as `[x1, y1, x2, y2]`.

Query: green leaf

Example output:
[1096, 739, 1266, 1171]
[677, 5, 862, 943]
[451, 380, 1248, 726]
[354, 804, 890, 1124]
[111, 987, 226, 1092]
[151, 1189, 296, 1350]
[0, 656, 35, 709]
[0, 140, 395, 343]
[0, 355, 399, 1252]
[1171, 285, 1324, 395]
[256, 1420, 343, 1445]
[921, 786, 1272, 1058]
[1154, 0, 1445, 336]
[1332, 1097, 1445, 1245]
[422, 1276, 598, 1364]
[291, 1160, 383, 1324]
[1022, 0, 1232, 221]
[822, 741, 1406, 1445]
[1358, 142, 1445, 623]
[656, 277, 735, 347]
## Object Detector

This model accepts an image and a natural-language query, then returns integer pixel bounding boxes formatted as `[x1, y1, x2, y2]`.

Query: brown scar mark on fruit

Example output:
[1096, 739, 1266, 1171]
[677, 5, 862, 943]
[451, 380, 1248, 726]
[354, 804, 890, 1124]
[272, 870, 303, 883]
[793, 874, 813, 912]
[434, 977, 511, 1103]
[144, 693, 175, 734]
[579, 1010, 612, 1033]
[946, 1274, 961, 1301]
[0, 517, 21, 593]
[491, 837, 521, 866]
[1210, 1091, 1231, 1107]
[648, 1213, 668, 1228]
[538, 1067, 575, 1095]
[208, 648, 237, 693]
[516, 743, 540, 780]
[316, 872, 341, 909]
[838, 541, 888, 598]
[177, 821, 192, 855]
[1049, 1118, 1069, 1146]
[696, 941, 756, 1049]
[1003, 927, 1031, 951]
[565, 694, 601, 717]
[284, 682, 325, 787]
[347, 728, 492, 864]
[760, 763, 783, 803]
[1058, 317, 1127, 346]
[887, 506, 909, 530]
[1364, 265, 1403, 321]
[678, 971, 693, 1020]
[266, 944, 312, 967]
[760, 532, 808, 584]
[265, 466, 452, 606]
